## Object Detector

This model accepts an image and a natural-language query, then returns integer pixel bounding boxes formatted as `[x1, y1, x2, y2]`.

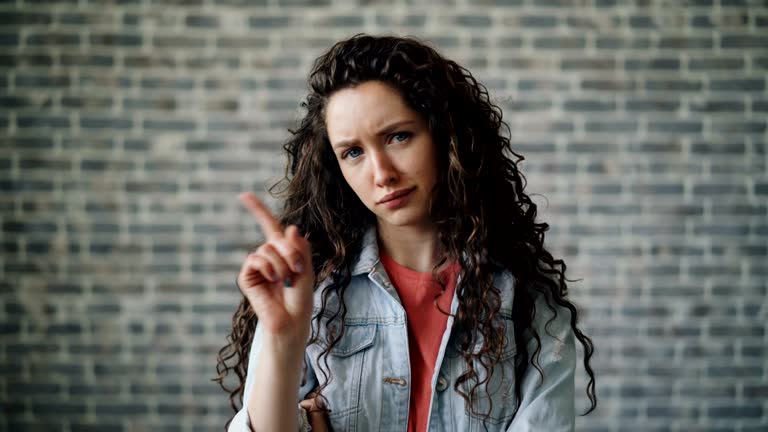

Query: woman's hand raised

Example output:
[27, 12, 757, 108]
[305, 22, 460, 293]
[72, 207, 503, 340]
[237, 193, 315, 343]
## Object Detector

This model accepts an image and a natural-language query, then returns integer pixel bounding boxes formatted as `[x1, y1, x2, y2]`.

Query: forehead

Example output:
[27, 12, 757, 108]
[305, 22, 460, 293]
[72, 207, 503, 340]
[324, 81, 418, 141]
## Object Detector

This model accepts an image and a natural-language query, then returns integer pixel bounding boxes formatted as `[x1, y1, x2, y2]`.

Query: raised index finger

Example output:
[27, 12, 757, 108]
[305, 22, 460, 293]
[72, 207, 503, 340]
[238, 192, 283, 240]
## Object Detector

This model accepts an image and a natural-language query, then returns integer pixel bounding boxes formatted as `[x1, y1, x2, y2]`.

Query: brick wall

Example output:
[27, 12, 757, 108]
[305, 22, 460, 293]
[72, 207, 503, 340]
[1, 0, 766, 431]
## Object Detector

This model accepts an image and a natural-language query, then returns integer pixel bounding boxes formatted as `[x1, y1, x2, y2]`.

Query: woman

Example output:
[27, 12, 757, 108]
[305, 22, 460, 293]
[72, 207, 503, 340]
[215, 33, 597, 432]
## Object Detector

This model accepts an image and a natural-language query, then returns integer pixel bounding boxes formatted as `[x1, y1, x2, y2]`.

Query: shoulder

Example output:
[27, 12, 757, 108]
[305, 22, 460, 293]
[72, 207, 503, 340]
[526, 288, 577, 368]
[492, 268, 516, 315]
[493, 267, 573, 331]
[493, 269, 574, 348]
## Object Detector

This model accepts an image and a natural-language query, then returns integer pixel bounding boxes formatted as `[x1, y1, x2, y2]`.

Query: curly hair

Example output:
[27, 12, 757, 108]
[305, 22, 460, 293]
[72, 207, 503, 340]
[214, 33, 597, 430]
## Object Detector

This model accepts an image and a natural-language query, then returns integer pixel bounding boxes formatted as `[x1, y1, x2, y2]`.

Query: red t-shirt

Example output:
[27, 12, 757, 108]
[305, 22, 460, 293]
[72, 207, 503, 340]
[379, 249, 460, 432]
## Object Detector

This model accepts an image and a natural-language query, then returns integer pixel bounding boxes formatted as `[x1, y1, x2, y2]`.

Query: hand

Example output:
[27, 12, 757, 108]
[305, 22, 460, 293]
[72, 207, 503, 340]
[237, 192, 315, 341]
[300, 392, 332, 432]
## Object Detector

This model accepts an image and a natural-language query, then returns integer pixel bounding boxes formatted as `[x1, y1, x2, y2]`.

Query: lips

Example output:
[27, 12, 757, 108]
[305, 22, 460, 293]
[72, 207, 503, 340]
[378, 186, 416, 204]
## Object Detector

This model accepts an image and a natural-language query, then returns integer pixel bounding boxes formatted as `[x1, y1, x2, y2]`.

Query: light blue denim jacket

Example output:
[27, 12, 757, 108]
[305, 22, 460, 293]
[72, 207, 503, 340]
[229, 227, 576, 431]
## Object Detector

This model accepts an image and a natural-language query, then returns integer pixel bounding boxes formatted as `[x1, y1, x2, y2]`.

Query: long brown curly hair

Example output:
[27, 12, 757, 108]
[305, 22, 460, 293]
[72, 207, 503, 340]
[214, 33, 597, 430]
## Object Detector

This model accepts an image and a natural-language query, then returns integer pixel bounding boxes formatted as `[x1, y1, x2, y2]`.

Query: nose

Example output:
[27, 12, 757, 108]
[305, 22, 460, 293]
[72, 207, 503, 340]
[370, 149, 398, 187]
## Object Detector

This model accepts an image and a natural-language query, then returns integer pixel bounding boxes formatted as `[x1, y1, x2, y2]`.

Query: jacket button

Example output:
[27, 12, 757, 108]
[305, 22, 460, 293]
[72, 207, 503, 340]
[436, 376, 448, 392]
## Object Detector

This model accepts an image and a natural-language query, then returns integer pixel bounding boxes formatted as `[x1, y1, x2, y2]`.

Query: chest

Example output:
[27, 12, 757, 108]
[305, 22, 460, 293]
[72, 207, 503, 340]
[306, 274, 519, 431]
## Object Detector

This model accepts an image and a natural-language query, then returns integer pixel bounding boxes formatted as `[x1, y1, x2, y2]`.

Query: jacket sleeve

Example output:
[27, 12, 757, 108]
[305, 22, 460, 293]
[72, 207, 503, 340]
[227, 322, 319, 432]
[507, 296, 577, 432]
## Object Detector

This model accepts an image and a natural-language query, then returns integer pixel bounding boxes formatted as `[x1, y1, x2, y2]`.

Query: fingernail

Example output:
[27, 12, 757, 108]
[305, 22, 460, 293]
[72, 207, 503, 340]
[284, 278, 292, 287]
[295, 262, 304, 273]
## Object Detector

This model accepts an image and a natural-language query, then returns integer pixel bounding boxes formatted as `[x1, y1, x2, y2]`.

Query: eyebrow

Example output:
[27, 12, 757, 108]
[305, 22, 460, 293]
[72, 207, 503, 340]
[331, 119, 417, 150]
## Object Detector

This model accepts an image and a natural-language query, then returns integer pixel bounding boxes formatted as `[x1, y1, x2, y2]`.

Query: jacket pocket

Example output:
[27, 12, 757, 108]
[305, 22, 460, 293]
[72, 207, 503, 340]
[454, 327, 519, 429]
[466, 345, 518, 427]
[306, 324, 377, 428]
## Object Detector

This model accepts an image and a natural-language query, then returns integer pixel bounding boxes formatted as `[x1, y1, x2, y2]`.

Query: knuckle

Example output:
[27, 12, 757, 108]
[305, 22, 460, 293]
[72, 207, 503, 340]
[245, 254, 262, 266]
[289, 250, 303, 263]
[259, 242, 276, 254]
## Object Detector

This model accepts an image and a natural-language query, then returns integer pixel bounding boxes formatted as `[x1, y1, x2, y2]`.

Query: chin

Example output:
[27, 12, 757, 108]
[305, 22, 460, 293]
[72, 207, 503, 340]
[378, 210, 430, 228]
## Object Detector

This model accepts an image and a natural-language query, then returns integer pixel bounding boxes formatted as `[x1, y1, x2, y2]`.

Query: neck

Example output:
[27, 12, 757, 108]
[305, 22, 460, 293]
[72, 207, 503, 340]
[376, 222, 442, 273]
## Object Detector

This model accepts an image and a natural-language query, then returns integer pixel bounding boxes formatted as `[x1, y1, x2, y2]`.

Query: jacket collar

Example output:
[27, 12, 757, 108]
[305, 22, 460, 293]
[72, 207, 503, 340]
[350, 225, 381, 276]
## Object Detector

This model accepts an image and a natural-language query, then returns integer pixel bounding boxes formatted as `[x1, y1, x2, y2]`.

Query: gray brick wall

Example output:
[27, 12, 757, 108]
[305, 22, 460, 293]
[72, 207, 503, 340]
[1, 0, 766, 431]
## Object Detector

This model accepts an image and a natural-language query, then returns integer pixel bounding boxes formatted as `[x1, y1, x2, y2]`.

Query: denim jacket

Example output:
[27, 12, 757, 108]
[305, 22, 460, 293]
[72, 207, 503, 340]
[228, 227, 576, 431]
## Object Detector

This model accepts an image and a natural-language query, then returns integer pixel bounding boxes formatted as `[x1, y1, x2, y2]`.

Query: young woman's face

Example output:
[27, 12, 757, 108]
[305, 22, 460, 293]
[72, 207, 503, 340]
[325, 80, 439, 232]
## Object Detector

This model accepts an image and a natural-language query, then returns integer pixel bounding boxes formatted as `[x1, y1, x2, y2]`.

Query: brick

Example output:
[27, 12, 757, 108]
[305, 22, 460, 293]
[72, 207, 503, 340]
[566, 141, 621, 154]
[585, 120, 638, 133]
[518, 14, 557, 28]
[709, 78, 765, 92]
[596, 36, 651, 49]
[688, 99, 744, 112]
[83, 160, 136, 173]
[6, 422, 64, 432]
[32, 402, 87, 416]
[581, 78, 635, 91]
[78, 73, 132, 89]
[80, 115, 133, 130]
[711, 121, 766, 134]
[645, 79, 703, 92]
[15, 74, 70, 88]
[249, 15, 293, 27]
[0, 179, 53, 192]
[454, 15, 491, 28]
[314, 15, 364, 27]
[186, 14, 219, 28]
[26, 32, 80, 46]
[124, 53, 177, 68]
[517, 78, 570, 92]
[47, 323, 82, 335]
[707, 404, 763, 419]
[127, 222, 182, 233]
[709, 324, 764, 338]
[0, 95, 37, 108]
[648, 120, 702, 133]
[744, 385, 768, 398]
[0, 11, 52, 25]
[0, 53, 52, 67]
[688, 57, 744, 70]
[721, 34, 768, 48]
[93, 403, 149, 415]
[89, 32, 143, 46]
[158, 402, 209, 415]
[563, 99, 616, 112]
[628, 15, 656, 28]
[58, 12, 115, 25]
[659, 36, 713, 49]
[60, 54, 114, 67]
[215, 36, 270, 49]
[139, 77, 195, 90]
[153, 36, 206, 48]
[272, 0, 326, 5]
[71, 424, 124, 432]
[625, 98, 680, 112]
[123, 97, 175, 110]
[0, 32, 19, 46]
[693, 183, 747, 195]
[694, 137, 746, 153]
[142, 119, 196, 131]
[647, 405, 700, 418]
[471, 0, 521, 4]
[534, 36, 586, 49]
